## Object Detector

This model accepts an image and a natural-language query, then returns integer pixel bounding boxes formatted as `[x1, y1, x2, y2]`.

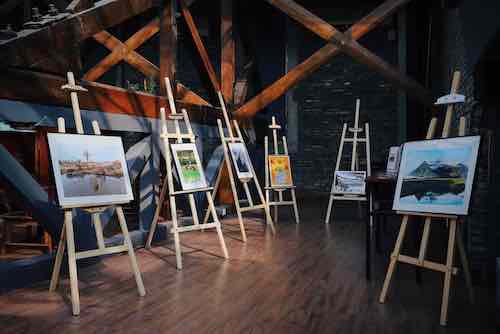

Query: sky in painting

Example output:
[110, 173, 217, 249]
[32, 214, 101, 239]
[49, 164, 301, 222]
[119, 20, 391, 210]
[401, 144, 472, 176]
[50, 134, 125, 163]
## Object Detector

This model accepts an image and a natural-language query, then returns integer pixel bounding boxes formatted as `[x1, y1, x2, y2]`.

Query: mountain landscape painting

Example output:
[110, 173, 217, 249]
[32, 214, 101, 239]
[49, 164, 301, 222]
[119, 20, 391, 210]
[393, 136, 480, 215]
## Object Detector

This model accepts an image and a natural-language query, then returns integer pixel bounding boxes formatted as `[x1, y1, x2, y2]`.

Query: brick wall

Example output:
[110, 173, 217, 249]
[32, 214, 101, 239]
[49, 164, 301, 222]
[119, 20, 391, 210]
[290, 24, 399, 192]
[436, 6, 493, 275]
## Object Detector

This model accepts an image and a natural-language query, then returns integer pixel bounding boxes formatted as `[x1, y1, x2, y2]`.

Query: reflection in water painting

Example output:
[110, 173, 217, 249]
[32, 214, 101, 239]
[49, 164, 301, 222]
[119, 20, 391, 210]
[48, 133, 134, 208]
[393, 136, 480, 215]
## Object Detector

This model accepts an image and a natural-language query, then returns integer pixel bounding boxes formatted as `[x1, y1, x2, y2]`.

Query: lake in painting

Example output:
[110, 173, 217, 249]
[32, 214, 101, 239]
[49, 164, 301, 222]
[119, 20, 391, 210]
[393, 136, 480, 215]
[62, 174, 127, 197]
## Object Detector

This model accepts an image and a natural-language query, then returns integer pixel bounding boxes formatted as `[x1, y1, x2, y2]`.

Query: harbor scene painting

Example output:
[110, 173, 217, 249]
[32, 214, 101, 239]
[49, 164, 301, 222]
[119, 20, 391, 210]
[393, 136, 480, 215]
[48, 133, 133, 208]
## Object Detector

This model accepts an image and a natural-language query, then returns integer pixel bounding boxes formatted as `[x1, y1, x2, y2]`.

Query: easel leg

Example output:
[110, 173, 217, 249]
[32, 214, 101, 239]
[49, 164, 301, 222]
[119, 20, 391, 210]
[440, 219, 457, 326]
[254, 177, 276, 234]
[64, 211, 80, 316]
[169, 195, 183, 269]
[92, 213, 106, 250]
[116, 207, 146, 297]
[49, 219, 67, 292]
[203, 162, 224, 225]
[379, 215, 409, 303]
[456, 225, 474, 304]
[325, 195, 334, 224]
[265, 188, 271, 226]
[206, 192, 229, 259]
[146, 180, 168, 248]
[291, 189, 300, 224]
[273, 191, 279, 225]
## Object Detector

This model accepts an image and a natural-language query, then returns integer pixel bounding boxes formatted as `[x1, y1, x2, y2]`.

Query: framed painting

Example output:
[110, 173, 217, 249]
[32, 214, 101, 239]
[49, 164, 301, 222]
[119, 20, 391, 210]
[333, 171, 366, 195]
[47, 133, 133, 208]
[228, 142, 253, 180]
[392, 136, 480, 216]
[268, 155, 293, 188]
[171, 143, 208, 191]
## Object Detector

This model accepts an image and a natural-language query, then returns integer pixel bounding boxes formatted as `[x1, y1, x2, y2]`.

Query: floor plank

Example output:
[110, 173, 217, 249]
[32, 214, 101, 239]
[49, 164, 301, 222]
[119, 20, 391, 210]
[0, 201, 496, 334]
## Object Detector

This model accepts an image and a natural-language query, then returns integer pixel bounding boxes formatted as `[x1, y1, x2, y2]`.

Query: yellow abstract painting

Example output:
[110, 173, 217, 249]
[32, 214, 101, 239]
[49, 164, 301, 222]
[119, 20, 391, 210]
[269, 155, 293, 187]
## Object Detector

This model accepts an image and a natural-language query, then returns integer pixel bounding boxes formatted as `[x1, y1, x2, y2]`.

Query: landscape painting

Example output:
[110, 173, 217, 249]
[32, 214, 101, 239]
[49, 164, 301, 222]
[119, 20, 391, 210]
[228, 143, 253, 180]
[171, 143, 207, 191]
[393, 136, 480, 215]
[268, 155, 293, 187]
[47, 133, 133, 208]
[334, 171, 366, 195]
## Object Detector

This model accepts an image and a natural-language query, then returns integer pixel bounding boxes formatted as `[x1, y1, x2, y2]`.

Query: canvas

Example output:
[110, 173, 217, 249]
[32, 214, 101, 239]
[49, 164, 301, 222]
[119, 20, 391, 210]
[268, 155, 293, 187]
[386, 146, 402, 174]
[334, 171, 366, 195]
[171, 143, 207, 191]
[228, 142, 253, 179]
[48, 133, 133, 208]
[393, 136, 480, 216]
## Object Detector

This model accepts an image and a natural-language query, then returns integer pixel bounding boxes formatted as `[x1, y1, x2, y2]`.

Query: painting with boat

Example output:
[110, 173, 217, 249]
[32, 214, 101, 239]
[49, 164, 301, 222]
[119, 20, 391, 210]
[48, 133, 134, 208]
[393, 136, 480, 215]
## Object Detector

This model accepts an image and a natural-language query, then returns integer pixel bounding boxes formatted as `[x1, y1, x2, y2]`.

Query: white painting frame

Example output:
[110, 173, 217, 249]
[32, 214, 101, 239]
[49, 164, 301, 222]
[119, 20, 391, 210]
[333, 171, 366, 195]
[48, 133, 133, 209]
[228, 142, 253, 180]
[392, 136, 480, 216]
[171, 143, 208, 191]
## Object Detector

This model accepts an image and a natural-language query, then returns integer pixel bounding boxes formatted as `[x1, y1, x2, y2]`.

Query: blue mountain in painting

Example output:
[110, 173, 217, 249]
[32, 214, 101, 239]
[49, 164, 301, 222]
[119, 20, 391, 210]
[407, 161, 468, 179]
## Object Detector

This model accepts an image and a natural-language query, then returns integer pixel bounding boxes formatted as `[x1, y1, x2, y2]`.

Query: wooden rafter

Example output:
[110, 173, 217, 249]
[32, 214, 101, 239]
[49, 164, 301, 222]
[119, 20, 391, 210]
[84, 21, 160, 82]
[265, 0, 432, 106]
[180, 0, 221, 93]
[0, 0, 157, 70]
[66, 0, 94, 14]
[235, 0, 420, 118]
[221, 0, 235, 103]
[0, 69, 217, 121]
[159, 0, 177, 95]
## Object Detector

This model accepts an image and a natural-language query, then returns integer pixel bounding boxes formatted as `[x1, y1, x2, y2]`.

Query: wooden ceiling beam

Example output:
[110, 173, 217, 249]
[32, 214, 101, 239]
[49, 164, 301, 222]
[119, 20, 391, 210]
[235, 0, 416, 118]
[264, 0, 432, 106]
[180, 0, 221, 93]
[221, 0, 235, 103]
[84, 19, 160, 82]
[159, 0, 177, 95]
[0, 0, 157, 70]
[0, 69, 217, 121]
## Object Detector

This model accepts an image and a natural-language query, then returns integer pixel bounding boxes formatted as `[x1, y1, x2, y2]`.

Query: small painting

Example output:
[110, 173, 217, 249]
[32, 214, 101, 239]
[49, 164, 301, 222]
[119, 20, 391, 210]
[171, 143, 207, 191]
[334, 171, 366, 195]
[268, 155, 293, 187]
[48, 133, 133, 208]
[393, 136, 480, 216]
[228, 142, 253, 180]
[386, 146, 402, 175]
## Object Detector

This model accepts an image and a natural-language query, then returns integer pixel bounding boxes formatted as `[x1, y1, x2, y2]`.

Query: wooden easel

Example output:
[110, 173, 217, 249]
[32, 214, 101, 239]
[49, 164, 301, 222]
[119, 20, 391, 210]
[264, 116, 300, 224]
[325, 99, 371, 224]
[202, 92, 275, 242]
[379, 71, 475, 326]
[49, 72, 146, 316]
[145, 77, 228, 270]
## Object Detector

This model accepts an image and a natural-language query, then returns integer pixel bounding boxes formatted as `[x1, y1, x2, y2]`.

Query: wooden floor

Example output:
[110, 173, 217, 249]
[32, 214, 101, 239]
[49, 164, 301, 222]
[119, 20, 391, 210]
[0, 201, 496, 334]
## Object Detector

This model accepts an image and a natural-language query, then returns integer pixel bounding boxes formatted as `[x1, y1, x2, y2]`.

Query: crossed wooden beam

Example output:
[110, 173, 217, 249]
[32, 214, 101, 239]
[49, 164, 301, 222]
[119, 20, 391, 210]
[234, 0, 432, 118]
